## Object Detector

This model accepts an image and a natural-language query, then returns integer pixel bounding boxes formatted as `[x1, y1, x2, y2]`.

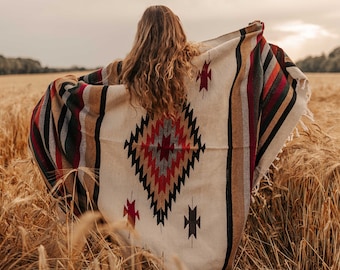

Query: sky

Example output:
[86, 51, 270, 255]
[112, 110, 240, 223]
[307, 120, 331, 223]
[1, 0, 339, 68]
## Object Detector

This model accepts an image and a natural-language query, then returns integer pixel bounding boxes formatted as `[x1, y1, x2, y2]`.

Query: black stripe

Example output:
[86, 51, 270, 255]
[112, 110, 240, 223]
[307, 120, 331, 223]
[31, 121, 57, 187]
[59, 82, 66, 97]
[88, 70, 101, 84]
[222, 28, 246, 270]
[292, 79, 297, 90]
[76, 174, 89, 213]
[93, 86, 108, 204]
[58, 105, 68, 138]
[65, 114, 79, 164]
[256, 88, 297, 164]
[263, 48, 273, 74]
[285, 62, 296, 68]
[79, 69, 103, 85]
[259, 73, 290, 137]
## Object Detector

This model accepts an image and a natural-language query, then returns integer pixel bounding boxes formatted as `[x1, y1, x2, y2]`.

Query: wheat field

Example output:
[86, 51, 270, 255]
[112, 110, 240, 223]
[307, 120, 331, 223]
[0, 72, 340, 269]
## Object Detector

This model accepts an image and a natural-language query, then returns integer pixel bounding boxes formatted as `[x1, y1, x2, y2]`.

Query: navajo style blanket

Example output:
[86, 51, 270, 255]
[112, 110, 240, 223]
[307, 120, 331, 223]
[29, 21, 310, 269]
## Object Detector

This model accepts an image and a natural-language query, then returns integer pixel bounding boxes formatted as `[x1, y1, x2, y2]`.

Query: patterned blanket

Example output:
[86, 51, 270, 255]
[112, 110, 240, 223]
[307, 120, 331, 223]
[29, 21, 310, 269]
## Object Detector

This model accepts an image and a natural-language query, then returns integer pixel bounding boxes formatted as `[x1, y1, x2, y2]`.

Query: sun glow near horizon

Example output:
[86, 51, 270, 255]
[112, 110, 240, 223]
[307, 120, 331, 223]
[271, 21, 339, 60]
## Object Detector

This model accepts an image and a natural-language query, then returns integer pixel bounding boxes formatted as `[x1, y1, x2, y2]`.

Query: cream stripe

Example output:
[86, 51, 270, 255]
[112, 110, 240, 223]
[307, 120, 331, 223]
[101, 64, 109, 85]
[59, 89, 71, 156]
[77, 85, 91, 185]
[260, 41, 270, 63]
[263, 47, 277, 86]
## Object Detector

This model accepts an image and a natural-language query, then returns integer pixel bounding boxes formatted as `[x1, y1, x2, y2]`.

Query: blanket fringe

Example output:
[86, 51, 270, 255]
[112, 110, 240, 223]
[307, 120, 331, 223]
[252, 79, 314, 200]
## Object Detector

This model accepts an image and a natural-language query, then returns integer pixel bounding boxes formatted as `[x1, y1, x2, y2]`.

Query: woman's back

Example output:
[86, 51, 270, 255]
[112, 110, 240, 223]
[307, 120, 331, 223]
[121, 5, 200, 118]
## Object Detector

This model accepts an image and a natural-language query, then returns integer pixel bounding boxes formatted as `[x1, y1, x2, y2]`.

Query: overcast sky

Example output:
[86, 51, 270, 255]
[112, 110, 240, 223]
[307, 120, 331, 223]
[1, 0, 339, 68]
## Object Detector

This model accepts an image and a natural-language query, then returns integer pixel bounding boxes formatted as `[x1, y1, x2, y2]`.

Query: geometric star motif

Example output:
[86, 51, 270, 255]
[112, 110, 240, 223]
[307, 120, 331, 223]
[196, 60, 212, 92]
[184, 205, 201, 239]
[123, 199, 140, 228]
[124, 103, 205, 225]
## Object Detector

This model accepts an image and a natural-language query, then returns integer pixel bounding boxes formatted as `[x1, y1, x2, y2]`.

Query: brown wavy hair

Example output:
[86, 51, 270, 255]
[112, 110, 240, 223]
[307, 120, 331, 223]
[121, 5, 200, 118]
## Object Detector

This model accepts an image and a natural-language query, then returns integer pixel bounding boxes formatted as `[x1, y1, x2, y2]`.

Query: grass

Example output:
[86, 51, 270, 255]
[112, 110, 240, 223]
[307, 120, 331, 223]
[1, 72, 340, 269]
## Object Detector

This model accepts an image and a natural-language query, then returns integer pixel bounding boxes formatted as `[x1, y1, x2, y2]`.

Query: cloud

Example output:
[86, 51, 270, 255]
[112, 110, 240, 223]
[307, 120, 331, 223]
[275, 21, 338, 40]
[1, 0, 340, 67]
[268, 21, 339, 60]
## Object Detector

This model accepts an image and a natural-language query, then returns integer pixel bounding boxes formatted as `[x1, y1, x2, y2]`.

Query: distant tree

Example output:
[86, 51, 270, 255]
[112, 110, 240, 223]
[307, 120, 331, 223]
[0, 55, 89, 75]
[324, 56, 340, 72]
[329, 47, 340, 58]
[0, 55, 10, 75]
[296, 46, 340, 72]
[0, 56, 44, 74]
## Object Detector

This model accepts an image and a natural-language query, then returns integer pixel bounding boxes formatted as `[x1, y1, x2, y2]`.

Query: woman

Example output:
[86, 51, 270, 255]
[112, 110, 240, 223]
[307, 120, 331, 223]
[118, 5, 200, 118]
[29, 5, 311, 269]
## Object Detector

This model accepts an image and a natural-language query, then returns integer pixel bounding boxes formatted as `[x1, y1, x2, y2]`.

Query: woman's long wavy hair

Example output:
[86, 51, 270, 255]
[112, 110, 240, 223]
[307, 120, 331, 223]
[121, 5, 200, 118]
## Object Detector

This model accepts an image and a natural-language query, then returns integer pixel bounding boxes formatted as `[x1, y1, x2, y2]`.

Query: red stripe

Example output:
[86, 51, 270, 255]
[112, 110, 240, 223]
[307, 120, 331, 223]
[30, 115, 48, 169]
[50, 81, 57, 98]
[262, 73, 287, 120]
[97, 69, 103, 82]
[263, 63, 281, 98]
[33, 96, 44, 129]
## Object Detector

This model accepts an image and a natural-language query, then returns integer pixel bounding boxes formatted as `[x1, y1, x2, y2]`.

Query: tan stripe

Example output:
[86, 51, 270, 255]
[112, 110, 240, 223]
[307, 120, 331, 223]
[82, 86, 105, 200]
[105, 61, 122, 85]
[228, 33, 255, 266]
[50, 77, 83, 208]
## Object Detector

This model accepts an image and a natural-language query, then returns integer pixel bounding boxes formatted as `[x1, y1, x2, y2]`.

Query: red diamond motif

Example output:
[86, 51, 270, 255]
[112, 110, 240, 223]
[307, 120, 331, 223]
[124, 104, 205, 225]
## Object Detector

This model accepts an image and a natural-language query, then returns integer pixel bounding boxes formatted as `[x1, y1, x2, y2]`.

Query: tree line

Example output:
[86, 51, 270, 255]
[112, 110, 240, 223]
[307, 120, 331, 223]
[296, 47, 340, 72]
[1, 46, 340, 75]
[0, 55, 87, 75]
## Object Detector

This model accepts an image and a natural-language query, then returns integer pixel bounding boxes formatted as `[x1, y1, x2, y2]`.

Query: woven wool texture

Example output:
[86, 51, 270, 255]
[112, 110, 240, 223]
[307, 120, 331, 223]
[29, 21, 310, 269]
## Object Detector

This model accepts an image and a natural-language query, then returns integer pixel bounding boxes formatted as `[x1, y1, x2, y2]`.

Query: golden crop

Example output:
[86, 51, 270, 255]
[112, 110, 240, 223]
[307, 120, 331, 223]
[1, 72, 340, 269]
